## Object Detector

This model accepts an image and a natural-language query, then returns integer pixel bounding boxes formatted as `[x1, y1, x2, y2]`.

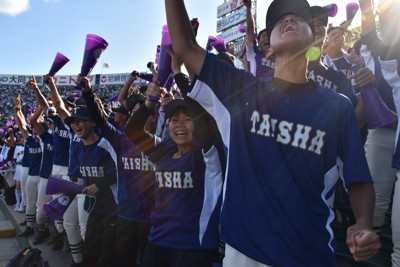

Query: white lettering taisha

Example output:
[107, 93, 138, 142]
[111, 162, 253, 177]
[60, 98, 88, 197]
[250, 111, 326, 155]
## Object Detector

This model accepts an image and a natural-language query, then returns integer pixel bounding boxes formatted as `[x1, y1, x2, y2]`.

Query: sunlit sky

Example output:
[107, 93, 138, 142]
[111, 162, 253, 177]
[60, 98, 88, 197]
[0, 0, 364, 75]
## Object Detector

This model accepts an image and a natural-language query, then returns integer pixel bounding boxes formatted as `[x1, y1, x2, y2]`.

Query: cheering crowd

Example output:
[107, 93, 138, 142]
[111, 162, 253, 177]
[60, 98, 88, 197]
[0, 0, 399, 266]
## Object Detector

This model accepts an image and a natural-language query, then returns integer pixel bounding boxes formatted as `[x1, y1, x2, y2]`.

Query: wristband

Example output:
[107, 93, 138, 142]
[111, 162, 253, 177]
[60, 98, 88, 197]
[147, 96, 160, 103]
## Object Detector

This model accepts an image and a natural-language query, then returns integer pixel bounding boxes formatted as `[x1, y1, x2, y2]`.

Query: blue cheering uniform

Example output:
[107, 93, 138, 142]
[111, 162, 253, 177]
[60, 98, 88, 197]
[188, 53, 372, 267]
[82, 90, 155, 222]
[49, 115, 70, 167]
[26, 136, 42, 176]
[308, 61, 358, 107]
[38, 131, 53, 179]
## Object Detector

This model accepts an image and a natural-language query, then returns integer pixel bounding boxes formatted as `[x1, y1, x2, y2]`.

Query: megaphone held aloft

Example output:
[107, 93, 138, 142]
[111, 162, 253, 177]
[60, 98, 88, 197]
[48, 52, 70, 77]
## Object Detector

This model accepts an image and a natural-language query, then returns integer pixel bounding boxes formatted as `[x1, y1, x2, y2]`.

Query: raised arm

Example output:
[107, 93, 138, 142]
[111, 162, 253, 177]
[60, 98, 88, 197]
[244, 0, 256, 45]
[358, 0, 376, 36]
[117, 71, 140, 109]
[13, 95, 30, 140]
[28, 76, 49, 111]
[44, 75, 70, 122]
[3, 129, 14, 148]
[6, 128, 15, 147]
[165, 0, 206, 76]
[29, 105, 46, 136]
[125, 83, 161, 155]
[78, 76, 108, 129]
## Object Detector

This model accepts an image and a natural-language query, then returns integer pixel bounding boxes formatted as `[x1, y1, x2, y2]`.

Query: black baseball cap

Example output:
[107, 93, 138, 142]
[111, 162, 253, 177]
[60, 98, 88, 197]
[165, 99, 190, 119]
[266, 0, 315, 41]
[112, 106, 130, 116]
[126, 93, 146, 113]
[64, 106, 93, 124]
[63, 96, 76, 108]
[311, 6, 329, 27]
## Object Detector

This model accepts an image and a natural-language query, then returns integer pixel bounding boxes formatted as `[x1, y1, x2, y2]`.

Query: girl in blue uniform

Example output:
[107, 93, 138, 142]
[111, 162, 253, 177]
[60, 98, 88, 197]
[125, 85, 224, 267]
[79, 75, 155, 267]
[64, 103, 118, 267]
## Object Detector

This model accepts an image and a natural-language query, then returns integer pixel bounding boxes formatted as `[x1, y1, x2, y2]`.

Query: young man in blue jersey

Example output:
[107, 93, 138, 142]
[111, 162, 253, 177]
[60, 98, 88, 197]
[14, 96, 43, 238]
[164, 0, 381, 266]
[359, 0, 400, 265]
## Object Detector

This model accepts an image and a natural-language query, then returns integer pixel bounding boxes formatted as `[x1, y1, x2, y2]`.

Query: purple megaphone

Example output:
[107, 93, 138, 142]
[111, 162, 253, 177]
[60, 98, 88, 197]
[48, 52, 70, 77]
[158, 25, 173, 90]
[324, 4, 338, 17]
[139, 72, 153, 83]
[238, 23, 247, 33]
[46, 175, 84, 195]
[44, 193, 75, 220]
[346, 3, 359, 22]
[206, 36, 217, 51]
[213, 39, 227, 53]
[80, 34, 109, 77]
[352, 64, 397, 129]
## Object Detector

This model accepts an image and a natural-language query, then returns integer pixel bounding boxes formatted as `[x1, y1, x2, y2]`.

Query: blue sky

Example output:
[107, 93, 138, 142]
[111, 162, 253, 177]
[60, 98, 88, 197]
[0, 0, 362, 76]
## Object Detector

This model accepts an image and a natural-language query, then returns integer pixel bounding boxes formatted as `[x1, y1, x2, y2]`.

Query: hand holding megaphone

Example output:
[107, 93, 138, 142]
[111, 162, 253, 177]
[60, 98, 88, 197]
[82, 184, 99, 197]
[352, 64, 397, 129]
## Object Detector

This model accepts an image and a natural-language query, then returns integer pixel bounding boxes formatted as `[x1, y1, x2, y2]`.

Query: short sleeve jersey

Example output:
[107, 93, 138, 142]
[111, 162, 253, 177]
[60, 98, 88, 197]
[188, 53, 372, 266]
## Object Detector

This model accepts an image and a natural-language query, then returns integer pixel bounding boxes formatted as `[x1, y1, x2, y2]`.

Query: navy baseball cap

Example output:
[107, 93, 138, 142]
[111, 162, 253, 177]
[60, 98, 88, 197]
[126, 93, 146, 113]
[266, 0, 315, 41]
[311, 6, 329, 27]
[64, 106, 93, 124]
[112, 106, 130, 116]
[165, 99, 191, 119]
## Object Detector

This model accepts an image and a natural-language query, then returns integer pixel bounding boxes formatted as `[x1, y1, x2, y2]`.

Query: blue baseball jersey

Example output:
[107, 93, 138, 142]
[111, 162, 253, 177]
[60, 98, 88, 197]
[147, 139, 223, 250]
[38, 131, 54, 179]
[50, 115, 70, 167]
[64, 124, 82, 178]
[103, 125, 155, 222]
[188, 53, 372, 266]
[246, 41, 275, 78]
[308, 61, 358, 107]
[26, 136, 42, 176]
[21, 140, 29, 168]
[82, 91, 156, 222]
[75, 137, 118, 216]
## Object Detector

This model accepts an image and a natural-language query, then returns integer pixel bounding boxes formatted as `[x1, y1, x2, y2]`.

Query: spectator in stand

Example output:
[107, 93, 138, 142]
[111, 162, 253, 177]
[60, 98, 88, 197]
[244, 0, 274, 78]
